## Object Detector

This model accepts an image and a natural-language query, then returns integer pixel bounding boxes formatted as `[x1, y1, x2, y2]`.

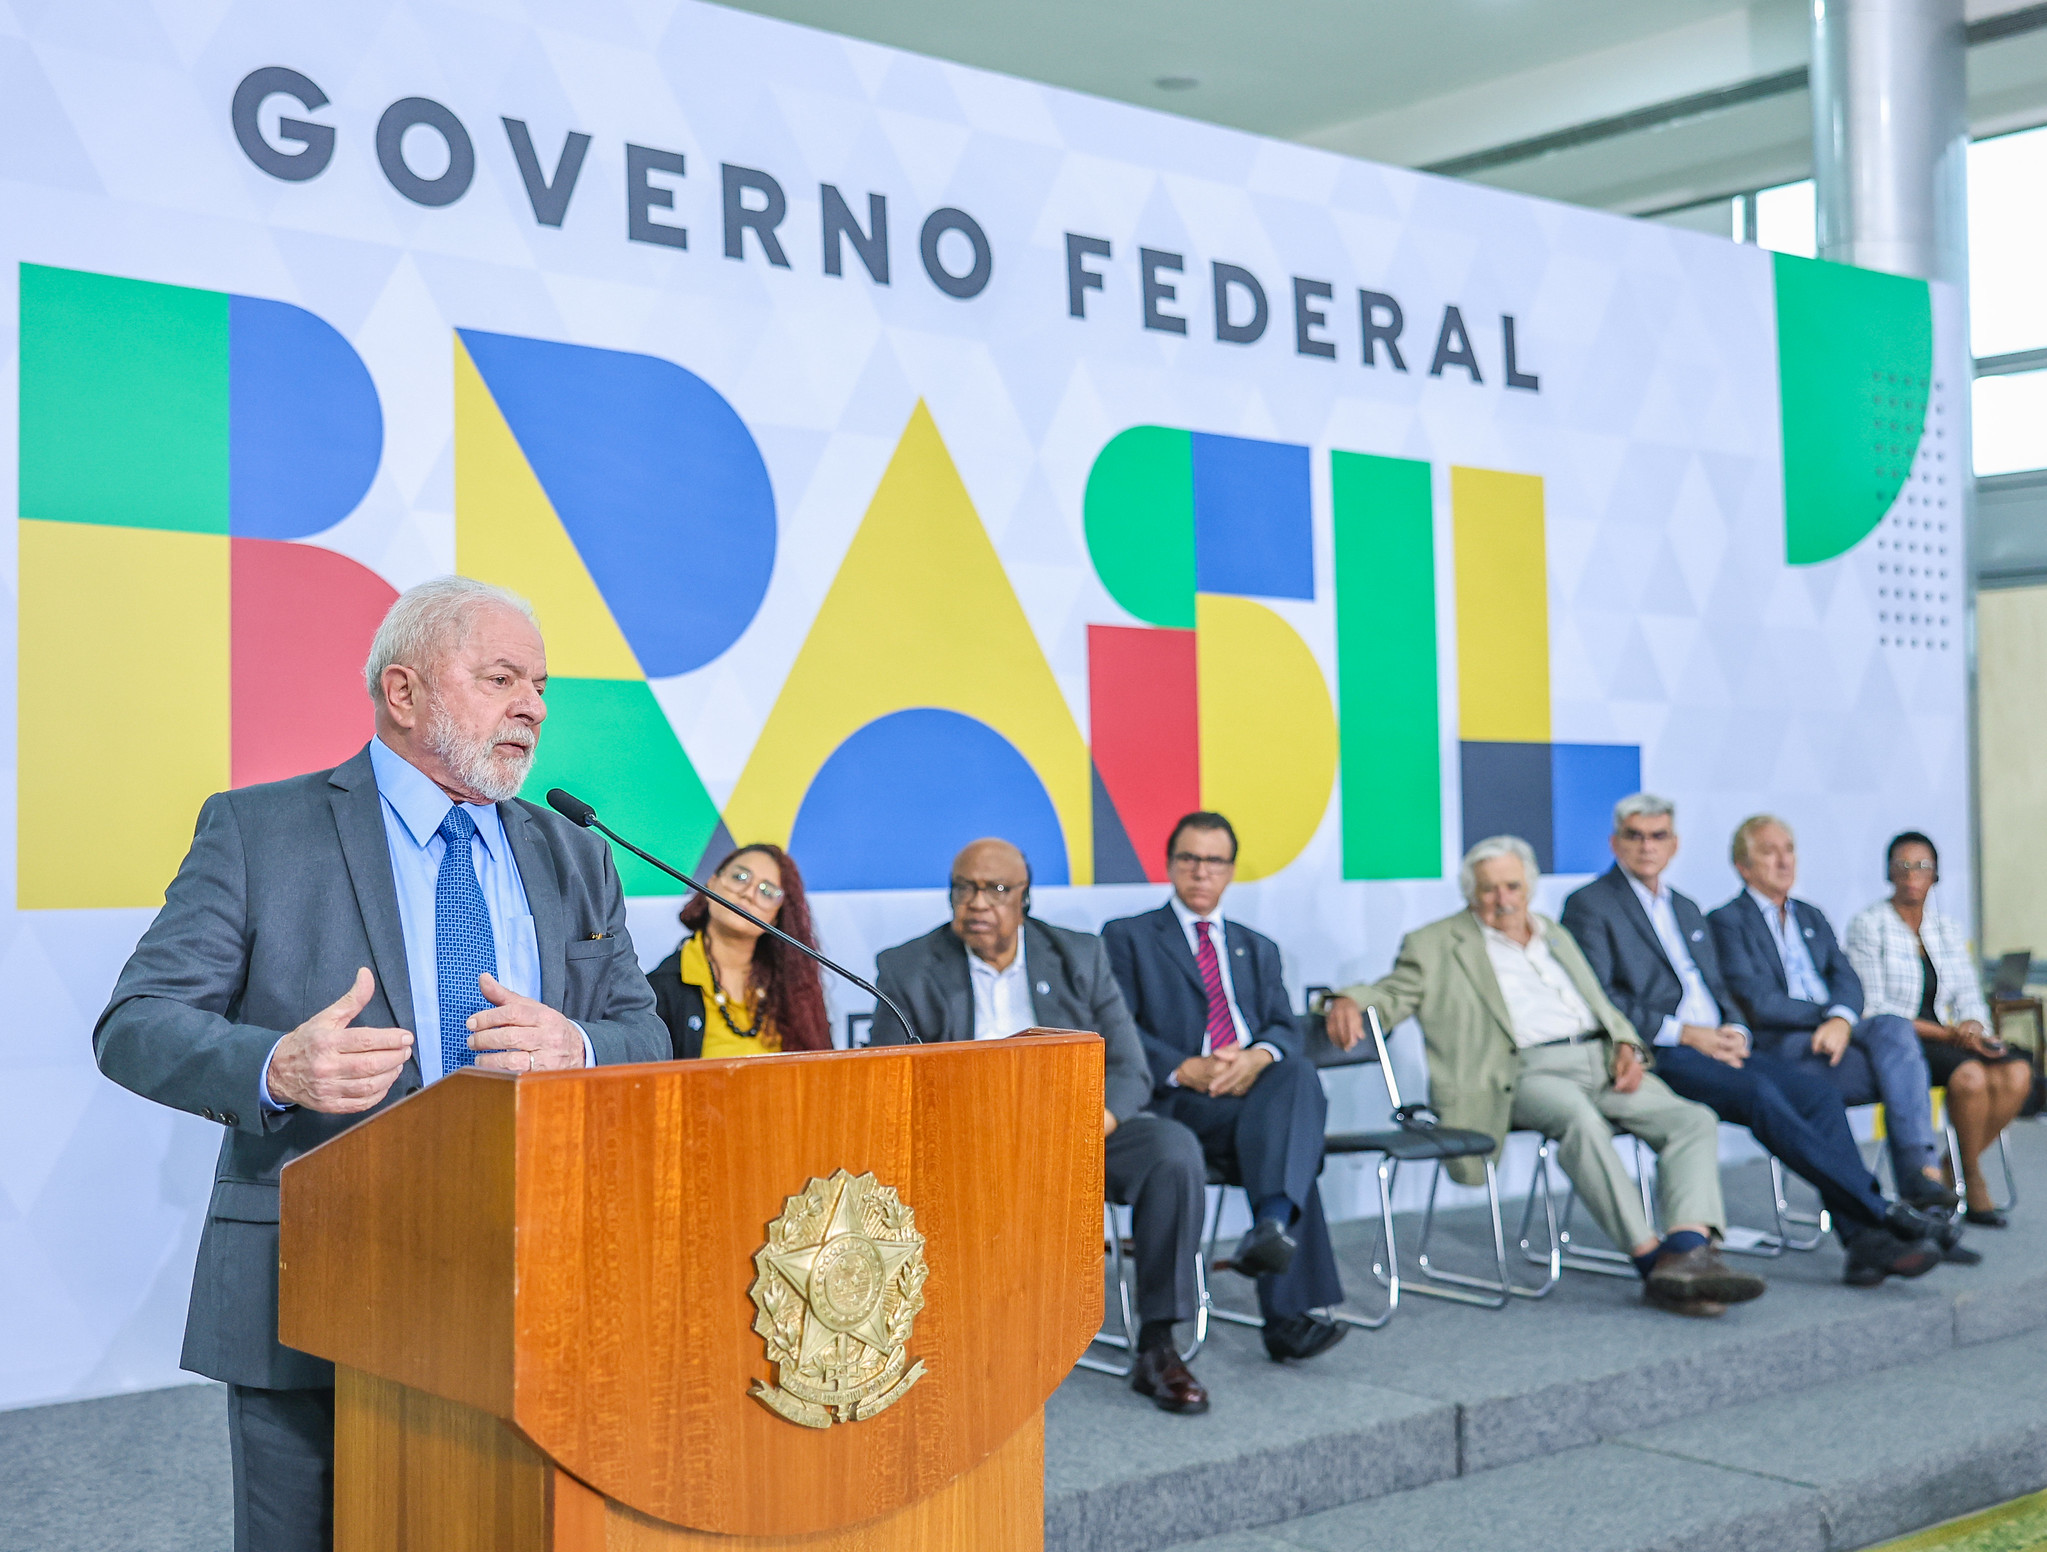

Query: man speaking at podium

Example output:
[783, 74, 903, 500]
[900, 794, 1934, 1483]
[93, 577, 669, 1552]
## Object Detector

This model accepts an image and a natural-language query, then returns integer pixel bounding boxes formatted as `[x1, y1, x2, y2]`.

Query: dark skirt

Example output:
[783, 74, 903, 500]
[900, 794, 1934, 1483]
[1921, 1034, 2032, 1088]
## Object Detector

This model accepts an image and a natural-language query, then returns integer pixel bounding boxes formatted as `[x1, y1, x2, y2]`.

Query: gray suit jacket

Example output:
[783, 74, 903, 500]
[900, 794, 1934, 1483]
[93, 744, 669, 1389]
[870, 919, 1154, 1122]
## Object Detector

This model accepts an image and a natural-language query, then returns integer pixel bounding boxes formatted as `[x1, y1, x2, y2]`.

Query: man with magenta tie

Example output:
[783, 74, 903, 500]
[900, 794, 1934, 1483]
[1103, 811, 1347, 1362]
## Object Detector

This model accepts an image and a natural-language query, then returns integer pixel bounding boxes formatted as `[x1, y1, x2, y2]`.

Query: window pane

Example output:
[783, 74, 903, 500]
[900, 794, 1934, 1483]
[1756, 180, 1815, 258]
[1972, 369, 2047, 476]
[1969, 125, 2047, 358]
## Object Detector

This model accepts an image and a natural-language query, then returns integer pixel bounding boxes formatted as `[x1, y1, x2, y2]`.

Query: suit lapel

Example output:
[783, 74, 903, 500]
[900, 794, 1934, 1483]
[1606, 867, 1670, 969]
[936, 929, 976, 1041]
[326, 747, 415, 1035]
[1741, 894, 1790, 992]
[1153, 906, 1207, 998]
[501, 802, 567, 1011]
[1448, 915, 1517, 1044]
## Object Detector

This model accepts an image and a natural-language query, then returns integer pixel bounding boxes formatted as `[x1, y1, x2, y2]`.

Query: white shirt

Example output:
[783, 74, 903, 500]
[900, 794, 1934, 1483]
[1167, 895, 1284, 1074]
[1623, 871, 1734, 1046]
[969, 937, 1035, 1040]
[1481, 915, 1599, 1049]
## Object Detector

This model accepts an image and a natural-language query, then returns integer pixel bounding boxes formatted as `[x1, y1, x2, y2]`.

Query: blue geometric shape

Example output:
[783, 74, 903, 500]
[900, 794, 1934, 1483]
[1190, 432, 1312, 600]
[1460, 741, 1553, 873]
[1550, 743, 1642, 875]
[790, 709, 1070, 890]
[228, 294, 383, 539]
[457, 329, 777, 677]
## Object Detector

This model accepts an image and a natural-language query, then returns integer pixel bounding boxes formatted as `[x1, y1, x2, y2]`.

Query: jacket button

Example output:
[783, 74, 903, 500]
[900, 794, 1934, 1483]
[221, 1111, 239, 1127]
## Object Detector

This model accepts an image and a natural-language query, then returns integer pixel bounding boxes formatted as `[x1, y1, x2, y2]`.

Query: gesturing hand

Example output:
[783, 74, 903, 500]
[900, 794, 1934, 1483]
[267, 968, 415, 1114]
[468, 972, 587, 1073]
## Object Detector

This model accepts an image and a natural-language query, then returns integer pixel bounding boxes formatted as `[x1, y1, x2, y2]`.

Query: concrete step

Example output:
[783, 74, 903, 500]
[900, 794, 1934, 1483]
[1046, 1121, 2047, 1552]
[1156, 1327, 2047, 1552]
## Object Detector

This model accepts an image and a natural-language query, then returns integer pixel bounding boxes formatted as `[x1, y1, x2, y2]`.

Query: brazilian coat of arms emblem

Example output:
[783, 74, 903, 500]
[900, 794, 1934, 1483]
[747, 1169, 929, 1428]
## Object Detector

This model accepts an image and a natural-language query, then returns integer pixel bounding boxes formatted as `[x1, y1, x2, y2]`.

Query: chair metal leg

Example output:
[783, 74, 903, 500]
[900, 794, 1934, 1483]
[1533, 1137, 1643, 1279]
[1766, 1153, 1832, 1248]
[1404, 1152, 1553, 1304]
[1332, 1155, 1399, 1329]
[1948, 1121, 2022, 1214]
[1201, 1184, 1265, 1331]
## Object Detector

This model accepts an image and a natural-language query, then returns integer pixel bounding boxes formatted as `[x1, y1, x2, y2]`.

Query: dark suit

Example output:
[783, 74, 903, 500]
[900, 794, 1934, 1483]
[873, 919, 1206, 1325]
[1562, 867, 1887, 1228]
[1102, 904, 1341, 1321]
[1710, 890, 1938, 1174]
[95, 744, 668, 1551]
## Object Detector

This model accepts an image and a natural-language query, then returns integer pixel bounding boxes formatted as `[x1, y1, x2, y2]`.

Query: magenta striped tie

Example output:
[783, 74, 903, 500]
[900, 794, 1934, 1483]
[1194, 920, 1239, 1051]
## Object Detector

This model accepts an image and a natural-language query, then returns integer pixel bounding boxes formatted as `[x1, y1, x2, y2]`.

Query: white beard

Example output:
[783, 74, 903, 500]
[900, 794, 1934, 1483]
[424, 698, 535, 803]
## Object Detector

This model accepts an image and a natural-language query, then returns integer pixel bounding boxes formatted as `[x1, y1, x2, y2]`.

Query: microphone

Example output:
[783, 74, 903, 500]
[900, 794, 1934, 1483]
[545, 789, 921, 1045]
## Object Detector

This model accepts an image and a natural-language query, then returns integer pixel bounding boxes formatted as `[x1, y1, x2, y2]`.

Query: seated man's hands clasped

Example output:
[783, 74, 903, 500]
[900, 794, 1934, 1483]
[267, 967, 414, 1114]
[1680, 1023, 1749, 1068]
[1176, 1043, 1273, 1096]
[468, 971, 587, 1073]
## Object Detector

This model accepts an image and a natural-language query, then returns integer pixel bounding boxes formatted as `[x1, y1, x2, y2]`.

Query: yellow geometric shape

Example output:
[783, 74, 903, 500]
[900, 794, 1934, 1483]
[1452, 466, 1551, 743]
[453, 336, 640, 680]
[19, 520, 229, 908]
[1196, 594, 1337, 881]
[723, 401, 1093, 883]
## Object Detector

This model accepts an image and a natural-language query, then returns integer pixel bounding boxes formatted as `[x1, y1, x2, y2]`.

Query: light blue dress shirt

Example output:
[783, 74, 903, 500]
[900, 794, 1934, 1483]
[1623, 871, 1739, 1046]
[261, 737, 582, 1109]
[1747, 887, 1859, 1027]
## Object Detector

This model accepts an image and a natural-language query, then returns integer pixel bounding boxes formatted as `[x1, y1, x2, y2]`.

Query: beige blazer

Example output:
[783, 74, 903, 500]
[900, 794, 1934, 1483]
[1335, 910, 1643, 1185]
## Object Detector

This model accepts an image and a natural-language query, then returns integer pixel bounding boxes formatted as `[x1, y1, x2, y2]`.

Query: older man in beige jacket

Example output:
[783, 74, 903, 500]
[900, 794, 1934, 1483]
[1325, 835, 1766, 1316]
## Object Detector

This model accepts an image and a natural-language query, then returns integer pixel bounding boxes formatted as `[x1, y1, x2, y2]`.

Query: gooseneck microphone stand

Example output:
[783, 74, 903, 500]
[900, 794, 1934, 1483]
[545, 788, 921, 1045]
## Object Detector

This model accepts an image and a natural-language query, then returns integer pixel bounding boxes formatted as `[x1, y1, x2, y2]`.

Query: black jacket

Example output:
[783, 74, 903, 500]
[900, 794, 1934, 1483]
[648, 941, 709, 1060]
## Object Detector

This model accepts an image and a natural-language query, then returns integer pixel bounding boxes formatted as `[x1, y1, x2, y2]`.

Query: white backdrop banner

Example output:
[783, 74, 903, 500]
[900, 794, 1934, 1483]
[0, 1, 1968, 1406]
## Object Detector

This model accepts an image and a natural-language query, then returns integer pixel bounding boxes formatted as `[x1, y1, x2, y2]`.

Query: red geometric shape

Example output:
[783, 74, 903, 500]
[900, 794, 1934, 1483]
[1088, 624, 1199, 884]
[231, 538, 397, 788]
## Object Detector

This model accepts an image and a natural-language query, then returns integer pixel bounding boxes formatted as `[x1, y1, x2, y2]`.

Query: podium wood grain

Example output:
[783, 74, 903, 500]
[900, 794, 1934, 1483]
[284, 1033, 1102, 1544]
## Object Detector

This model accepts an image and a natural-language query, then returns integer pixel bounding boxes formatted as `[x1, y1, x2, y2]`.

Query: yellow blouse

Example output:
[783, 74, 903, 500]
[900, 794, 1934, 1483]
[679, 934, 781, 1057]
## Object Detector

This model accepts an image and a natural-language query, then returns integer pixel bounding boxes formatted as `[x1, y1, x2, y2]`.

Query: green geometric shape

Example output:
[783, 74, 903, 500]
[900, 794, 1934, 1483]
[18, 263, 230, 533]
[1084, 425, 1195, 627]
[1773, 251, 1932, 565]
[1332, 450, 1440, 880]
[520, 677, 721, 896]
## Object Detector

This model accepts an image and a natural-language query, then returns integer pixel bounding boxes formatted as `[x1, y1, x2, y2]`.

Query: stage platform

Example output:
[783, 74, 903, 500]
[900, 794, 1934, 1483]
[5, 1122, 2045, 1552]
[1050, 1118, 2047, 1552]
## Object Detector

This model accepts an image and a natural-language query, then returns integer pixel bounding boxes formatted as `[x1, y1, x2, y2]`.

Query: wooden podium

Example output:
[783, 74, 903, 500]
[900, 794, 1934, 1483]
[278, 1031, 1104, 1550]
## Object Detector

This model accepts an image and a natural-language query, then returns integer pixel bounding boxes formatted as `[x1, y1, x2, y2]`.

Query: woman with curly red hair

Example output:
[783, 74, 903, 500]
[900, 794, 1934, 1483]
[649, 844, 831, 1058]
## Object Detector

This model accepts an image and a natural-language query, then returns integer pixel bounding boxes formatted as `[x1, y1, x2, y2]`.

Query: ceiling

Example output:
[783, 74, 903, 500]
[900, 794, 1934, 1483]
[710, 0, 2047, 215]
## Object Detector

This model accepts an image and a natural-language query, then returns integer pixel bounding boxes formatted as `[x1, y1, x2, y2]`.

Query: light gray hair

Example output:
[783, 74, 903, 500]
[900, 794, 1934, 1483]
[363, 576, 537, 700]
[1731, 813, 1792, 867]
[1457, 835, 1539, 906]
[1613, 792, 1676, 831]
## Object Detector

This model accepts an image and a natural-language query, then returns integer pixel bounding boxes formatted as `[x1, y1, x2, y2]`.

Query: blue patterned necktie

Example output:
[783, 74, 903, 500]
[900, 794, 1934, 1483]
[436, 806, 497, 1075]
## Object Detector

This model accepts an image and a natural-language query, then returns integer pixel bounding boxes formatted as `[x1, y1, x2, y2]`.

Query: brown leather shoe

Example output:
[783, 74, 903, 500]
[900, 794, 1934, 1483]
[1130, 1345, 1210, 1414]
[1644, 1284, 1726, 1317]
[1646, 1244, 1766, 1305]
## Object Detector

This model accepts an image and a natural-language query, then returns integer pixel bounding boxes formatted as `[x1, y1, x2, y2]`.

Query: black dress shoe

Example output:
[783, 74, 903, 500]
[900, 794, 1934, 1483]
[1129, 1345, 1209, 1414]
[1843, 1223, 1942, 1286]
[1943, 1240, 1983, 1265]
[1263, 1311, 1347, 1361]
[1232, 1218, 1298, 1279]
[1884, 1200, 1948, 1242]
[1965, 1207, 2011, 1228]
[1899, 1174, 1961, 1212]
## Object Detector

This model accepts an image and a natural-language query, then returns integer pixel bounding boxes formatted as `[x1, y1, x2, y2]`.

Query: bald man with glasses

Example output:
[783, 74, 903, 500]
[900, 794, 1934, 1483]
[872, 839, 1213, 1414]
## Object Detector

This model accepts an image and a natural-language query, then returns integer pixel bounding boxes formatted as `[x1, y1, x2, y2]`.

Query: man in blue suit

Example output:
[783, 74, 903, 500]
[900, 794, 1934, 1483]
[1563, 795, 1946, 1284]
[1103, 812, 1345, 1362]
[1708, 814, 1960, 1218]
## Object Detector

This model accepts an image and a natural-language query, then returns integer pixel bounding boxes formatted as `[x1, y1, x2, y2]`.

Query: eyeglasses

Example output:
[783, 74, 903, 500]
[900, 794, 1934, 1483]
[719, 864, 784, 904]
[1617, 828, 1673, 845]
[1170, 851, 1235, 873]
[950, 877, 1023, 906]
[1892, 860, 1936, 875]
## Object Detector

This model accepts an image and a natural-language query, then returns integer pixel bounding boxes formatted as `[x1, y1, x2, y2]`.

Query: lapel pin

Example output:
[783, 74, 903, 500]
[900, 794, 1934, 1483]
[1036, 980, 1051, 995]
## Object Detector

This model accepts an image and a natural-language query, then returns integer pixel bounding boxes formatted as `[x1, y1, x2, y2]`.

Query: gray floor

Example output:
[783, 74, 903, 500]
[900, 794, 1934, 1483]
[5, 1125, 2044, 1552]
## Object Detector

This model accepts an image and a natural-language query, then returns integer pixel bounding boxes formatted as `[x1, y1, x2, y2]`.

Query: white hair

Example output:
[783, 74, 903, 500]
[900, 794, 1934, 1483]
[363, 576, 536, 700]
[1458, 835, 1539, 906]
[1613, 792, 1676, 831]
